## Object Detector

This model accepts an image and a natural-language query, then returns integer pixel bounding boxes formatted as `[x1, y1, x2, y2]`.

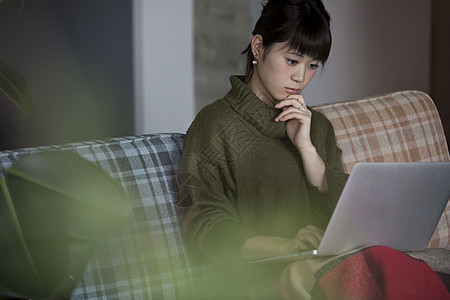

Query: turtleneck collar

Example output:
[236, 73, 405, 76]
[224, 76, 287, 139]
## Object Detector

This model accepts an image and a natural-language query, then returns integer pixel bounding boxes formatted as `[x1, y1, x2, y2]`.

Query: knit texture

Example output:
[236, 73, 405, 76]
[178, 76, 349, 267]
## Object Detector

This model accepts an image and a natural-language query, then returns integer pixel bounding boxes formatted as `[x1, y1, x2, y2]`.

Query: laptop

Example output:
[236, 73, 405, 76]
[247, 162, 450, 264]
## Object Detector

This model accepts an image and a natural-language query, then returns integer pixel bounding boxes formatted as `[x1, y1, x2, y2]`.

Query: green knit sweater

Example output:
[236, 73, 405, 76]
[178, 76, 348, 266]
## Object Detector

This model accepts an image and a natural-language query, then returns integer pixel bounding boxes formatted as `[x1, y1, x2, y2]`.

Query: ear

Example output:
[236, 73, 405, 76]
[251, 34, 263, 59]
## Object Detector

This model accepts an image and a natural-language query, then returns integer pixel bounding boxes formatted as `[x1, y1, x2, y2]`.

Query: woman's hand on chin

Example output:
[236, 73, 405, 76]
[274, 94, 313, 150]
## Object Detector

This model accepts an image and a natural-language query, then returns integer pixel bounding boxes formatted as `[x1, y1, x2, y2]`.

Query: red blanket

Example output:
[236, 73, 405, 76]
[311, 246, 449, 300]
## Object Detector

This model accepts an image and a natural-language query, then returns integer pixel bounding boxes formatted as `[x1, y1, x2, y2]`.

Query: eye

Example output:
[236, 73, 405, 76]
[286, 59, 298, 65]
[309, 63, 320, 70]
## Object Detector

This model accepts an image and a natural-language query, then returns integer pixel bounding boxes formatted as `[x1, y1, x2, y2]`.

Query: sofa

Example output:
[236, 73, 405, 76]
[0, 90, 449, 299]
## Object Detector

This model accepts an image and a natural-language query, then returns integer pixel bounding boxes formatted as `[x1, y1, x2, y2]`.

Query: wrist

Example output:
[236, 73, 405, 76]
[296, 144, 316, 154]
[242, 235, 294, 261]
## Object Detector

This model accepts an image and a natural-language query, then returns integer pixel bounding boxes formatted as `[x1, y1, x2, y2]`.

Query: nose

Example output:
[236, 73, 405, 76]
[292, 65, 306, 83]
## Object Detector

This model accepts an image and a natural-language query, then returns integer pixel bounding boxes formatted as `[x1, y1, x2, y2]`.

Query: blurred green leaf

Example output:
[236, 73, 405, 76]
[0, 151, 130, 299]
[0, 62, 33, 116]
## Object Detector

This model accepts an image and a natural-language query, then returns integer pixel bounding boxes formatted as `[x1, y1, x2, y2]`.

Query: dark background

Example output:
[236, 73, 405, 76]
[0, 0, 134, 150]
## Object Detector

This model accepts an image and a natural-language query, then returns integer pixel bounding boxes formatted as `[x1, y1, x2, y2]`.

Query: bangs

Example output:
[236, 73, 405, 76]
[286, 15, 332, 63]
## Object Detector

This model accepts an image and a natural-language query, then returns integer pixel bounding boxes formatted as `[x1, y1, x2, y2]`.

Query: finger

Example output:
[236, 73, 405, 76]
[275, 99, 304, 110]
[292, 236, 317, 251]
[275, 101, 305, 111]
[283, 93, 306, 103]
[298, 231, 323, 244]
[297, 226, 324, 242]
[292, 240, 310, 252]
[275, 109, 311, 122]
[276, 95, 307, 109]
[304, 225, 325, 239]
[301, 234, 320, 249]
[296, 94, 306, 107]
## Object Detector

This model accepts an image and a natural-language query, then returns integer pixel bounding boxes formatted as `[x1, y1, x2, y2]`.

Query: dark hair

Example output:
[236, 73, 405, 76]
[242, 0, 332, 83]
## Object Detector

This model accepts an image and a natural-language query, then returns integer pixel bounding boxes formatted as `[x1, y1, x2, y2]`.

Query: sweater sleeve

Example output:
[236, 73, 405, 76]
[308, 111, 349, 229]
[177, 124, 259, 266]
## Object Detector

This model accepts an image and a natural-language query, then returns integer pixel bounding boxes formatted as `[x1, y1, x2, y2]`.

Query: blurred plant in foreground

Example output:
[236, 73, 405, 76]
[0, 0, 31, 116]
[0, 62, 32, 116]
[0, 151, 131, 299]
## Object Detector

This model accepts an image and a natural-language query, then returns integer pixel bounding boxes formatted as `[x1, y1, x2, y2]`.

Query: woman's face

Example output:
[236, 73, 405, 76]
[248, 36, 320, 108]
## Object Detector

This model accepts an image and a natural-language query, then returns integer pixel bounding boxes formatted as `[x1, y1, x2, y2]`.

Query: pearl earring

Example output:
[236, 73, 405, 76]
[252, 60, 258, 65]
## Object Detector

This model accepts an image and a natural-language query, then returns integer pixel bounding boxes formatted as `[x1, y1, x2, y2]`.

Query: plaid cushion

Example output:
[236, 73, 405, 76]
[0, 134, 217, 299]
[313, 90, 450, 248]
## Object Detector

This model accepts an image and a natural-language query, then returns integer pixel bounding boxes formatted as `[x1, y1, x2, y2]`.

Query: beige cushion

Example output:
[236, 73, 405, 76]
[314, 90, 450, 249]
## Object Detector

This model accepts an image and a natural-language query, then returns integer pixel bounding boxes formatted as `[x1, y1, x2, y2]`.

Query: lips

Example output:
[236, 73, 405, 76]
[286, 88, 300, 94]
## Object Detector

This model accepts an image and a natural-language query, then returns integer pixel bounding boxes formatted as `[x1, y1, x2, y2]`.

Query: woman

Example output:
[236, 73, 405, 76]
[178, 0, 448, 298]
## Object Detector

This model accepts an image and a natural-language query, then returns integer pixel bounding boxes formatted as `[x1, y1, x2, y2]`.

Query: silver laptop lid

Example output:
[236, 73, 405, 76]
[318, 162, 450, 256]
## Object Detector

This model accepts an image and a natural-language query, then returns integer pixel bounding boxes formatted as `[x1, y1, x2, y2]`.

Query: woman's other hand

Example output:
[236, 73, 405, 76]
[291, 225, 324, 251]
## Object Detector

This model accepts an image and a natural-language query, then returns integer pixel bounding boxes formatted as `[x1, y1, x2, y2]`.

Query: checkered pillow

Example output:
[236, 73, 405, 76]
[314, 90, 450, 248]
[0, 134, 217, 299]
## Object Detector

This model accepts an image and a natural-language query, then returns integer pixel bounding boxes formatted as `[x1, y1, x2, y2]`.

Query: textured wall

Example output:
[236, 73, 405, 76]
[194, 0, 251, 112]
